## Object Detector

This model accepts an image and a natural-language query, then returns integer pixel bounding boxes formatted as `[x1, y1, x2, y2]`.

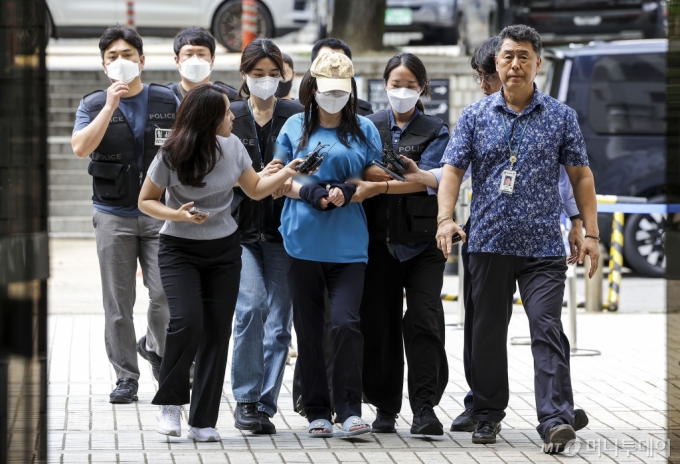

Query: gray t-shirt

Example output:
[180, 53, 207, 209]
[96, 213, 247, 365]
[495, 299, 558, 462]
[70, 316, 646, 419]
[147, 134, 252, 240]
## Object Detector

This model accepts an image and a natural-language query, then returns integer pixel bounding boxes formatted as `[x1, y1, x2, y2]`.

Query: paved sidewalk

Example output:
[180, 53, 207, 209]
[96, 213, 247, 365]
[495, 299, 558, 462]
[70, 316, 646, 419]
[48, 240, 669, 463]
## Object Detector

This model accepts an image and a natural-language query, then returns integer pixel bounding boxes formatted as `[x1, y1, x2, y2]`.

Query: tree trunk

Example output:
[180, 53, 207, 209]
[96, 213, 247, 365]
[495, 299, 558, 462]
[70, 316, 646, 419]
[332, 0, 386, 54]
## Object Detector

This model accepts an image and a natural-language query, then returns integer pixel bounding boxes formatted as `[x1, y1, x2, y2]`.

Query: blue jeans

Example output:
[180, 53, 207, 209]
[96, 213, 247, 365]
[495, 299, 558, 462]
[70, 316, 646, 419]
[231, 241, 292, 417]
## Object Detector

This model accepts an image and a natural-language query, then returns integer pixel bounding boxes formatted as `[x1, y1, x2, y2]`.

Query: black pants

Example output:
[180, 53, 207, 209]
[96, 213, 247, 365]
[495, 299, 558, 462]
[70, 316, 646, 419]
[360, 241, 448, 414]
[287, 257, 366, 423]
[461, 227, 515, 410]
[152, 233, 242, 428]
[292, 292, 334, 413]
[468, 252, 574, 438]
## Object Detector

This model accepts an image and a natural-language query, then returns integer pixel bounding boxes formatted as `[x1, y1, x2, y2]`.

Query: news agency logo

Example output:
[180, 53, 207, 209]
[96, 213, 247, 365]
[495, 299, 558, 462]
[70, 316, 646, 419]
[549, 438, 669, 458]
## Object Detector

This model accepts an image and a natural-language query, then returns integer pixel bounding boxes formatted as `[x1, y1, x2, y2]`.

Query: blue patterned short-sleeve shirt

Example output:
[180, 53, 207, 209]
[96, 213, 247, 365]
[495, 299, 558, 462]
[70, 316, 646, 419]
[441, 85, 588, 257]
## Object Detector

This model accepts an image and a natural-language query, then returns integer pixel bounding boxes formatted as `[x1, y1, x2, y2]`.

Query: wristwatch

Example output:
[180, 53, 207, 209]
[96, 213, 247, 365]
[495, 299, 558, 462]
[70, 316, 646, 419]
[569, 214, 581, 222]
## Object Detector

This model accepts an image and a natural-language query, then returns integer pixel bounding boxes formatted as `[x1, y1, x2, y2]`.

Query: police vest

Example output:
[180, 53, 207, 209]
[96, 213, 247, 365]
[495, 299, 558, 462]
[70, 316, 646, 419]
[167, 81, 239, 102]
[83, 84, 177, 207]
[364, 109, 446, 243]
[230, 98, 304, 243]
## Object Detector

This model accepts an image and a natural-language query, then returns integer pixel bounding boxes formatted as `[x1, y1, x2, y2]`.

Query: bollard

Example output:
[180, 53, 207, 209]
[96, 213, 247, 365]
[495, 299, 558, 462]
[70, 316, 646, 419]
[242, 0, 258, 51]
[607, 212, 625, 311]
[584, 243, 605, 312]
[126, 1, 135, 29]
[567, 263, 601, 357]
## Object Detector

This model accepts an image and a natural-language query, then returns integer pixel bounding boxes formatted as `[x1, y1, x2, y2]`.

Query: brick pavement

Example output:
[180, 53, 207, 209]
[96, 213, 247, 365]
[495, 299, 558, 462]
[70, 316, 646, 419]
[47, 240, 669, 463]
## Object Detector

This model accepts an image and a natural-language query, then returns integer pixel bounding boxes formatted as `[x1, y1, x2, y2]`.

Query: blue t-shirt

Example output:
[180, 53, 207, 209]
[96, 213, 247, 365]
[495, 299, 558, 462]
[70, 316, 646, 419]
[441, 85, 589, 257]
[74, 84, 150, 217]
[275, 114, 382, 263]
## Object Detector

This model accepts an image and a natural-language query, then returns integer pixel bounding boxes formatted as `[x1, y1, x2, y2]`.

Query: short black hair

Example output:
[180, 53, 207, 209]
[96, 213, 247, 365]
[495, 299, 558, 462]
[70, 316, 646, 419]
[173, 27, 216, 57]
[281, 53, 295, 80]
[497, 24, 542, 57]
[470, 36, 499, 74]
[311, 37, 352, 62]
[99, 25, 143, 59]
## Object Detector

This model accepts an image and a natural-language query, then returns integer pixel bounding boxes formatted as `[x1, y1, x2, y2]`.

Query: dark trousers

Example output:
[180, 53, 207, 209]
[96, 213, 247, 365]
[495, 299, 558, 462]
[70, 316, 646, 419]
[287, 257, 366, 423]
[152, 233, 242, 428]
[292, 292, 334, 413]
[461, 234, 515, 410]
[360, 241, 448, 414]
[468, 252, 574, 438]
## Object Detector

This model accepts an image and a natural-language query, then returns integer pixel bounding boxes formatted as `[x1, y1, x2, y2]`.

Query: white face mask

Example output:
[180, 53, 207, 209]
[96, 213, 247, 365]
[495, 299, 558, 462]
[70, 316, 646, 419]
[106, 58, 141, 84]
[179, 56, 212, 83]
[315, 91, 350, 114]
[387, 87, 421, 113]
[246, 75, 279, 100]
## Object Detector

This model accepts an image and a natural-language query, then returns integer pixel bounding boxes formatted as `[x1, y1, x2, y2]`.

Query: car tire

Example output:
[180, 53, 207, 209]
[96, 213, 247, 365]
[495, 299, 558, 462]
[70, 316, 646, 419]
[212, 0, 275, 53]
[440, 26, 458, 45]
[622, 195, 666, 278]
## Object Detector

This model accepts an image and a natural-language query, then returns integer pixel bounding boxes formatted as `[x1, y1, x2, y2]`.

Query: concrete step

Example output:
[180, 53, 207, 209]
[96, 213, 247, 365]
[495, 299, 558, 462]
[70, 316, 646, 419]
[49, 200, 94, 217]
[49, 107, 78, 124]
[49, 185, 92, 202]
[49, 155, 85, 171]
[49, 169, 91, 187]
[49, 216, 94, 235]
[49, 94, 84, 109]
[49, 136, 75, 156]
[49, 122, 78, 137]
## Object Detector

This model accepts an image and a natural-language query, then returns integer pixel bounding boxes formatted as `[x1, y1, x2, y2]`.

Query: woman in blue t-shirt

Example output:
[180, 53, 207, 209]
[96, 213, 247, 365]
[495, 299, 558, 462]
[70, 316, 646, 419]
[274, 52, 381, 438]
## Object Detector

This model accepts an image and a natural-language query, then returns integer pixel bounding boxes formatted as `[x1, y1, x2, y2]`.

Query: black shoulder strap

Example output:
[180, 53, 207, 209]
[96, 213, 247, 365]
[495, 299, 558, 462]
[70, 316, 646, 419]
[82, 90, 107, 113]
[357, 98, 374, 116]
[366, 109, 391, 147]
[230, 99, 251, 120]
[276, 99, 304, 118]
[148, 83, 179, 105]
[166, 82, 183, 101]
[214, 81, 240, 100]
[408, 113, 446, 138]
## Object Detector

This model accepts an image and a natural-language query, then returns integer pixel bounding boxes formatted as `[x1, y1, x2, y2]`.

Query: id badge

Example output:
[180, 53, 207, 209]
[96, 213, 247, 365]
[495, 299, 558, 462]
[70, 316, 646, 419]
[155, 128, 172, 146]
[499, 169, 516, 194]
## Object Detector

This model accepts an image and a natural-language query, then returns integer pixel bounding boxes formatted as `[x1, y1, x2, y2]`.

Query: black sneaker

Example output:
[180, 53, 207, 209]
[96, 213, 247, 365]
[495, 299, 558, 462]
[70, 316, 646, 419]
[253, 411, 276, 435]
[543, 422, 576, 454]
[471, 421, 501, 444]
[450, 408, 478, 432]
[372, 409, 397, 433]
[410, 406, 444, 436]
[574, 409, 588, 431]
[136, 335, 162, 381]
[109, 378, 138, 404]
[235, 402, 262, 431]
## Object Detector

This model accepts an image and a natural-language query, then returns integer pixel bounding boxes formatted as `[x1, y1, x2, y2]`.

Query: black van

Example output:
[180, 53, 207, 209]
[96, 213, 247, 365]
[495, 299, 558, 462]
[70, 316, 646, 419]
[543, 39, 667, 277]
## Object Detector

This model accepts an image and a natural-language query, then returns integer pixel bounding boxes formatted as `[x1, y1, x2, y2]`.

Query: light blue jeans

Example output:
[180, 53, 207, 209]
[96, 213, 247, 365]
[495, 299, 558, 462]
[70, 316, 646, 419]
[231, 241, 292, 417]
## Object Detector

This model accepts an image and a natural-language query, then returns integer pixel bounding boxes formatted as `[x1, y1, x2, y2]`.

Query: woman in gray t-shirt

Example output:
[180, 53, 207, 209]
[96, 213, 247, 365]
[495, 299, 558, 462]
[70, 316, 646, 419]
[138, 83, 301, 443]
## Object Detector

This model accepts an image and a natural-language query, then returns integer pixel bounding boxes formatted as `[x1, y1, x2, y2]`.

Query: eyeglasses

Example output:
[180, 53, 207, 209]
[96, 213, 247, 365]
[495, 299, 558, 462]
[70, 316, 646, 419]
[473, 73, 498, 85]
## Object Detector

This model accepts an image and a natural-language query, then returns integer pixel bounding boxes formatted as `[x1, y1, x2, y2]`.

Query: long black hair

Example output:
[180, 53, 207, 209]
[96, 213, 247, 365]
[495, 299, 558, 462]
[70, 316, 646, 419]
[296, 70, 368, 153]
[162, 83, 230, 187]
[238, 38, 284, 99]
[383, 52, 431, 113]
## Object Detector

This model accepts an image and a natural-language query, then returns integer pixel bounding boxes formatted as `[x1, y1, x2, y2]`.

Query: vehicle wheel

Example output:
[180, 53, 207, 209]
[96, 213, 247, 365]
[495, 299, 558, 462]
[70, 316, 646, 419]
[456, 14, 469, 56]
[622, 195, 666, 277]
[212, 0, 274, 53]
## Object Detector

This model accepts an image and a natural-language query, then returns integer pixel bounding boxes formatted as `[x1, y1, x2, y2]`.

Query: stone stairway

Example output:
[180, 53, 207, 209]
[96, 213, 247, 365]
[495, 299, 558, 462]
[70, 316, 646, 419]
[47, 69, 242, 237]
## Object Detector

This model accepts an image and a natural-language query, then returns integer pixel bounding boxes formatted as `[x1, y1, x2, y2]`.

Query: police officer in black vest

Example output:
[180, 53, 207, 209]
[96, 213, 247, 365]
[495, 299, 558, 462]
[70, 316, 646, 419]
[359, 53, 450, 435]
[71, 26, 178, 404]
[167, 27, 239, 102]
[229, 39, 304, 434]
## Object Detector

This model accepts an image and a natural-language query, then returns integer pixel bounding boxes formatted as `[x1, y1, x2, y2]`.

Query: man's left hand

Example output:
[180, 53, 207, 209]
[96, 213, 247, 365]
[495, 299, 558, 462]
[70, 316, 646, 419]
[579, 236, 600, 278]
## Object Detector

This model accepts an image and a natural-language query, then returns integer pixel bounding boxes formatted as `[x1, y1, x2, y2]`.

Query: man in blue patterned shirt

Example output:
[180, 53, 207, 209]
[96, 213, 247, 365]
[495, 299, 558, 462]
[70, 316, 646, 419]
[436, 25, 600, 454]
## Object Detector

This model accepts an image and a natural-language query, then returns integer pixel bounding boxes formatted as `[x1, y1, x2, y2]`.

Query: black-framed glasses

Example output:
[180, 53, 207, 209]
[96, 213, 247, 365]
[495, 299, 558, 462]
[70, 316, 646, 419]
[473, 73, 498, 85]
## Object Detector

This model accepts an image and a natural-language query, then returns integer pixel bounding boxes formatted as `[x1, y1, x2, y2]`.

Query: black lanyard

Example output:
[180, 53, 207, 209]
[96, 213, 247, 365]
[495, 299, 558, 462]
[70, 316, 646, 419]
[248, 98, 277, 170]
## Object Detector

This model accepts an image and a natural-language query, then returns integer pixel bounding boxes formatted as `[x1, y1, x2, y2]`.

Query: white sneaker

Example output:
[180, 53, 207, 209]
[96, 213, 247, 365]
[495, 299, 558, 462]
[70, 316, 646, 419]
[188, 427, 221, 442]
[156, 405, 182, 437]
